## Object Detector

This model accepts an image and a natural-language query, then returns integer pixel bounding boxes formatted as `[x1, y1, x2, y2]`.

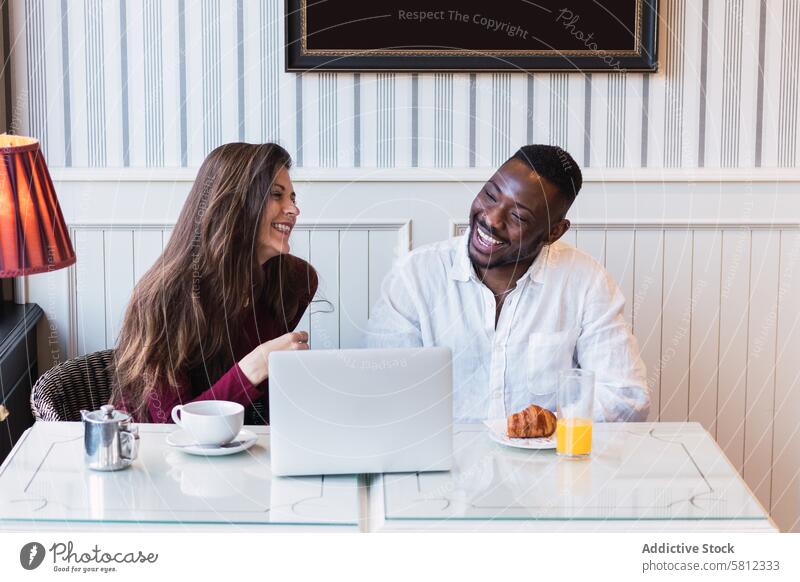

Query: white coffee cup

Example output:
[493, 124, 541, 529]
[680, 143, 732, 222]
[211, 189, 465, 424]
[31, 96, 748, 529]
[171, 401, 244, 445]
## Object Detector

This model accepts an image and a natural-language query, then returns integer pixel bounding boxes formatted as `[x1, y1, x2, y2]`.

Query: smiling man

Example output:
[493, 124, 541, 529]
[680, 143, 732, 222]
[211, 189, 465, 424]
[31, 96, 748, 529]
[366, 144, 649, 423]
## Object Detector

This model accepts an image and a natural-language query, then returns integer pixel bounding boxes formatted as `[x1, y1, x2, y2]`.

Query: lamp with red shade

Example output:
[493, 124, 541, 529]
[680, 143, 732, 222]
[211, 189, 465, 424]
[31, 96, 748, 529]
[0, 135, 76, 309]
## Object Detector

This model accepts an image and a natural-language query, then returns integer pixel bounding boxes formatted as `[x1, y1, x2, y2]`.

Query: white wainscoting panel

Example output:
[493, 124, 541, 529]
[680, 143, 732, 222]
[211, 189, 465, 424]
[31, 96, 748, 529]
[67, 221, 410, 356]
[772, 230, 800, 536]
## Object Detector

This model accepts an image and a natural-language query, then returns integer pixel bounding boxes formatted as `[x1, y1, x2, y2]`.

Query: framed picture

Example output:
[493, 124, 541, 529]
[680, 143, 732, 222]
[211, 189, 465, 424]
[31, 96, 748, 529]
[286, 0, 658, 72]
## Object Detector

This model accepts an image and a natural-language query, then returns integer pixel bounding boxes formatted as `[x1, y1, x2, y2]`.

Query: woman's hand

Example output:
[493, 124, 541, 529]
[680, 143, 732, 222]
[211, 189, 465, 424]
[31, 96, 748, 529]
[238, 331, 309, 385]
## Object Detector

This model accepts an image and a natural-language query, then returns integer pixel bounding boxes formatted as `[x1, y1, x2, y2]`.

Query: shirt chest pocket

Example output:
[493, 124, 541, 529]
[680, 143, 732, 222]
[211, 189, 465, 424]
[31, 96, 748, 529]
[524, 328, 580, 395]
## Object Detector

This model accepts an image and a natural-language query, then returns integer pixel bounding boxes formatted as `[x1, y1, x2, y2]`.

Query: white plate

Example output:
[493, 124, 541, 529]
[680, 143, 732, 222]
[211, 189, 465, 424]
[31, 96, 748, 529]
[483, 419, 556, 450]
[166, 429, 258, 456]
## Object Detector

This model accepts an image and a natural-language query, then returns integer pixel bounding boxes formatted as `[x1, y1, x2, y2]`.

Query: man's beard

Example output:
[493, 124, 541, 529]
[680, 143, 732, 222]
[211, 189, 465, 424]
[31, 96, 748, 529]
[469, 245, 540, 271]
[468, 215, 543, 271]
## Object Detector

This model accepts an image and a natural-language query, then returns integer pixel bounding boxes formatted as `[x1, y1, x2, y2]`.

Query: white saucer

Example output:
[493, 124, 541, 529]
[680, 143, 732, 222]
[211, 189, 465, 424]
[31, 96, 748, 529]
[483, 419, 556, 450]
[166, 429, 258, 456]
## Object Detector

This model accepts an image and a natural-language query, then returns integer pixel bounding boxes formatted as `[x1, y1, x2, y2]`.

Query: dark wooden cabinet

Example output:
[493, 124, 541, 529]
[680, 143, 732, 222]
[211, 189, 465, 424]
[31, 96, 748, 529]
[0, 302, 43, 464]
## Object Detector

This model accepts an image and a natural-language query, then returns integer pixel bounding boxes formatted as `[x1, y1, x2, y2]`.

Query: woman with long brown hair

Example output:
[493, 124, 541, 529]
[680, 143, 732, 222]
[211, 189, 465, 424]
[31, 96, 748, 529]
[112, 142, 316, 423]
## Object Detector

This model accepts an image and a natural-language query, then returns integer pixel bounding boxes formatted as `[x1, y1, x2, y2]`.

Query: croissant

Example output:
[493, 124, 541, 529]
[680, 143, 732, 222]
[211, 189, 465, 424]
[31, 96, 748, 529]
[506, 404, 557, 438]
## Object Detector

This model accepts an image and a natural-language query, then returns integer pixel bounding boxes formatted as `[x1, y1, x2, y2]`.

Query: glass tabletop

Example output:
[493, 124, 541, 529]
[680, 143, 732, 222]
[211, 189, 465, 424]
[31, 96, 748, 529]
[0, 423, 359, 527]
[380, 423, 768, 521]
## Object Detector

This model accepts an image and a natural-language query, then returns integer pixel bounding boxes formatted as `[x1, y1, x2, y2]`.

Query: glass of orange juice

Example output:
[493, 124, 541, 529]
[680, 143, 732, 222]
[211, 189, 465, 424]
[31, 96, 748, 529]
[556, 369, 595, 459]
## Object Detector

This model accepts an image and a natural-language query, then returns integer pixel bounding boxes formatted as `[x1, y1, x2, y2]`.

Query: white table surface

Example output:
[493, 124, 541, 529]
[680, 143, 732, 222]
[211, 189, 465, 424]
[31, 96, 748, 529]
[0, 422, 361, 532]
[369, 423, 777, 532]
[0, 421, 776, 532]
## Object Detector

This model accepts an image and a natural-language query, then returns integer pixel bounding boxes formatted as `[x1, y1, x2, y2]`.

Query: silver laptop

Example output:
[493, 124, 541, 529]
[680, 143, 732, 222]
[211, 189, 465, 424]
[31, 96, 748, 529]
[268, 347, 453, 477]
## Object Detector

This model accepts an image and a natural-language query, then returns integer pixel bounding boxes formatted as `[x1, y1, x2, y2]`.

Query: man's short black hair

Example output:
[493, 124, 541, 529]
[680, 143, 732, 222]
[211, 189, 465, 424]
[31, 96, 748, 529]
[509, 144, 583, 206]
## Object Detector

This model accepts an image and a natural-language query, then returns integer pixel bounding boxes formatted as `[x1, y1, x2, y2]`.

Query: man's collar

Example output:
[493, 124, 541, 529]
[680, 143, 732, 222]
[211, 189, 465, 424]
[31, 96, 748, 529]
[448, 231, 473, 282]
[449, 227, 550, 285]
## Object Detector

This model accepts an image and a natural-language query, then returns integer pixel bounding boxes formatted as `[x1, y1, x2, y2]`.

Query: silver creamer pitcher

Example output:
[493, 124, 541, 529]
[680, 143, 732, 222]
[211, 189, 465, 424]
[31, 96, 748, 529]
[80, 404, 139, 471]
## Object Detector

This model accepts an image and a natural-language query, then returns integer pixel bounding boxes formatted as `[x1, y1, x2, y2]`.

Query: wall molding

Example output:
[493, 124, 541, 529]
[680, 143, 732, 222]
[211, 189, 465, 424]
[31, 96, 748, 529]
[65, 220, 412, 252]
[66, 219, 411, 233]
[50, 167, 800, 184]
[449, 220, 800, 236]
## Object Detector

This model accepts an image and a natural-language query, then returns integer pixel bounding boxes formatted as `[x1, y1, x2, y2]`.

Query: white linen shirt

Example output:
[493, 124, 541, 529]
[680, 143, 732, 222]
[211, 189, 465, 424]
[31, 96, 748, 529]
[365, 230, 650, 423]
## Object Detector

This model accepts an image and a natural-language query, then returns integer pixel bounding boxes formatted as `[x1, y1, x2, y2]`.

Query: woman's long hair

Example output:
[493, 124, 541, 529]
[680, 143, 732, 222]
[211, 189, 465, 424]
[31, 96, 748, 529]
[112, 142, 304, 417]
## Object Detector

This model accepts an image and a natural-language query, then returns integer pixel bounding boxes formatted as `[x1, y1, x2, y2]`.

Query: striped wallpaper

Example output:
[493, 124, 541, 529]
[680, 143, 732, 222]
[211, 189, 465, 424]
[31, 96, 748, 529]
[7, 0, 800, 169]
